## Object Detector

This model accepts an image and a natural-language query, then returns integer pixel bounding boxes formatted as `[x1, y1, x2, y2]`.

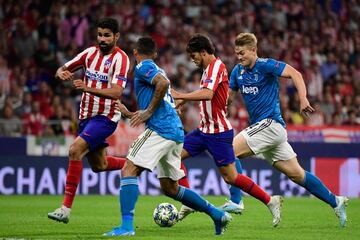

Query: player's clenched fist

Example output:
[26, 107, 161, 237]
[56, 68, 74, 81]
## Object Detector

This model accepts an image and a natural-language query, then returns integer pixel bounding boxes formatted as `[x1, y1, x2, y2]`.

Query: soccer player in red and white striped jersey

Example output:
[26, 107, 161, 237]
[197, 56, 232, 134]
[172, 34, 283, 225]
[48, 18, 128, 224]
[67, 44, 128, 122]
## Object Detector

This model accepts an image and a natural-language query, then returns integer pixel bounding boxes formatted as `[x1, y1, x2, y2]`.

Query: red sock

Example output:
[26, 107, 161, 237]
[234, 174, 270, 204]
[105, 156, 126, 171]
[178, 162, 190, 188]
[63, 160, 82, 208]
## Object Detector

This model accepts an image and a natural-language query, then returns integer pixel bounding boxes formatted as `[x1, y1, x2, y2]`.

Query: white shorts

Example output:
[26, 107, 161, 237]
[240, 118, 297, 165]
[126, 129, 185, 181]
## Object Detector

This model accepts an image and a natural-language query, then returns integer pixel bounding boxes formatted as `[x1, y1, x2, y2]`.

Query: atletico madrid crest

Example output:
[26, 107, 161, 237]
[104, 59, 112, 70]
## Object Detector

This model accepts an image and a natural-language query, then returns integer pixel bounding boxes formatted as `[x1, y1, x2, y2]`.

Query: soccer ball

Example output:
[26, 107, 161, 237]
[153, 203, 178, 227]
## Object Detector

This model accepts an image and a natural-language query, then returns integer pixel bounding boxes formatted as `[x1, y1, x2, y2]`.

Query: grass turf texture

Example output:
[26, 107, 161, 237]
[0, 195, 359, 240]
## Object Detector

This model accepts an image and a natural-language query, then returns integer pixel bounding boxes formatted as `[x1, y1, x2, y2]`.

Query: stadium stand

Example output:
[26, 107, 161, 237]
[0, 0, 359, 136]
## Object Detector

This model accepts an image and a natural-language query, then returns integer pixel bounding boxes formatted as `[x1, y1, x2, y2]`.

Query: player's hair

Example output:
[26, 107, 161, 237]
[235, 33, 257, 48]
[136, 36, 157, 55]
[186, 33, 215, 54]
[97, 17, 119, 34]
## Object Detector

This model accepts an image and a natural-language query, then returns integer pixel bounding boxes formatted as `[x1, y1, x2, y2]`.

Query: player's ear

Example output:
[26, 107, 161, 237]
[115, 32, 120, 42]
[133, 49, 138, 56]
[200, 49, 206, 56]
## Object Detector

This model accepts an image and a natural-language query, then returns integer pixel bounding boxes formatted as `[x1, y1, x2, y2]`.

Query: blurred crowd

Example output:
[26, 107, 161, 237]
[0, 0, 359, 137]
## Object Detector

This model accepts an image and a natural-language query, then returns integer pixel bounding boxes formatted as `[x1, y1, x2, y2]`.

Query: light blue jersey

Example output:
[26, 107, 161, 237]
[134, 59, 184, 142]
[229, 58, 286, 127]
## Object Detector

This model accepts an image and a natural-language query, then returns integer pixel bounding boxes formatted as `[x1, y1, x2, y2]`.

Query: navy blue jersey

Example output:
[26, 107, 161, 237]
[134, 59, 184, 142]
[229, 58, 286, 127]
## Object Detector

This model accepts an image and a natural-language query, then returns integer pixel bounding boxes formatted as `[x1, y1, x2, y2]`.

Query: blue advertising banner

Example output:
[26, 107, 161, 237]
[1, 140, 359, 197]
[0, 153, 311, 197]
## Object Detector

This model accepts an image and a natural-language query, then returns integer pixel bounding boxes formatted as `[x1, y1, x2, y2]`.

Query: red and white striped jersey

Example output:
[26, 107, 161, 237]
[65, 46, 130, 122]
[199, 58, 232, 134]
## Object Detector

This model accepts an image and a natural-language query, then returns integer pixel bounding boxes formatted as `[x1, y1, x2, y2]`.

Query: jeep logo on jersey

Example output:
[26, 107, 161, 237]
[85, 69, 108, 82]
[242, 85, 259, 95]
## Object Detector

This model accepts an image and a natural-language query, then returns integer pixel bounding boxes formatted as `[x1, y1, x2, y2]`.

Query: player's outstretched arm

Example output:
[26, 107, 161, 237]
[171, 89, 187, 107]
[73, 80, 123, 100]
[171, 89, 187, 110]
[130, 73, 169, 127]
[281, 64, 315, 117]
[171, 88, 214, 101]
[55, 66, 74, 81]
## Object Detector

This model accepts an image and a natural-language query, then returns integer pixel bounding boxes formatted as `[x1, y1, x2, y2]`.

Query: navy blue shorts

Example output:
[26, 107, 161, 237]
[183, 128, 235, 167]
[78, 115, 117, 152]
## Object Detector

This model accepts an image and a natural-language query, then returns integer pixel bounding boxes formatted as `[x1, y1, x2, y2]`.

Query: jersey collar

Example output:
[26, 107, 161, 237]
[244, 57, 258, 71]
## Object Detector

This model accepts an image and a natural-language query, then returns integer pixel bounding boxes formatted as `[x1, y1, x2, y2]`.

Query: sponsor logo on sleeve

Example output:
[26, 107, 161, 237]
[116, 75, 127, 82]
[145, 69, 155, 77]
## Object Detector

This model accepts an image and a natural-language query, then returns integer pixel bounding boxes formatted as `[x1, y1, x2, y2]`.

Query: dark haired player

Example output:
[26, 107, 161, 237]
[172, 34, 283, 227]
[103, 36, 231, 236]
[48, 18, 129, 223]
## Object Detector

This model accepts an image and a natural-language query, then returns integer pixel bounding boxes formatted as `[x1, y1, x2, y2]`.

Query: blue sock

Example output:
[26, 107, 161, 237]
[302, 171, 337, 208]
[174, 186, 223, 221]
[229, 158, 243, 204]
[119, 176, 139, 230]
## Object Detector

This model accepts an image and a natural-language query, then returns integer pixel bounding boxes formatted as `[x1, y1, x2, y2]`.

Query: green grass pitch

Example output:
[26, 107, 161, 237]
[0, 195, 359, 239]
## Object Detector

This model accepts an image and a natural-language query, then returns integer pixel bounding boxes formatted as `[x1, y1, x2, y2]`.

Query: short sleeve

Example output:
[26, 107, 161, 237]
[202, 60, 224, 92]
[65, 47, 93, 72]
[136, 61, 161, 84]
[263, 58, 286, 76]
[111, 52, 130, 88]
[229, 65, 240, 91]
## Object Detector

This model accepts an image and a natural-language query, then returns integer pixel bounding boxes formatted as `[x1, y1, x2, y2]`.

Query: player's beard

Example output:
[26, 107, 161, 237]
[99, 41, 114, 54]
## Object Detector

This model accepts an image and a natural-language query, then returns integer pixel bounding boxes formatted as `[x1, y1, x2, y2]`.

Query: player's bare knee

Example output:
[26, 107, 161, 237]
[121, 161, 140, 177]
[222, 174, 236, 185]
[121, 166, 134, 177]
[288, 173, 304, 184]
[68, 144, 81, 159]
[90, 163, 106, 173]
[162, 186, 178, 198]
[159, 179, 178, 198]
